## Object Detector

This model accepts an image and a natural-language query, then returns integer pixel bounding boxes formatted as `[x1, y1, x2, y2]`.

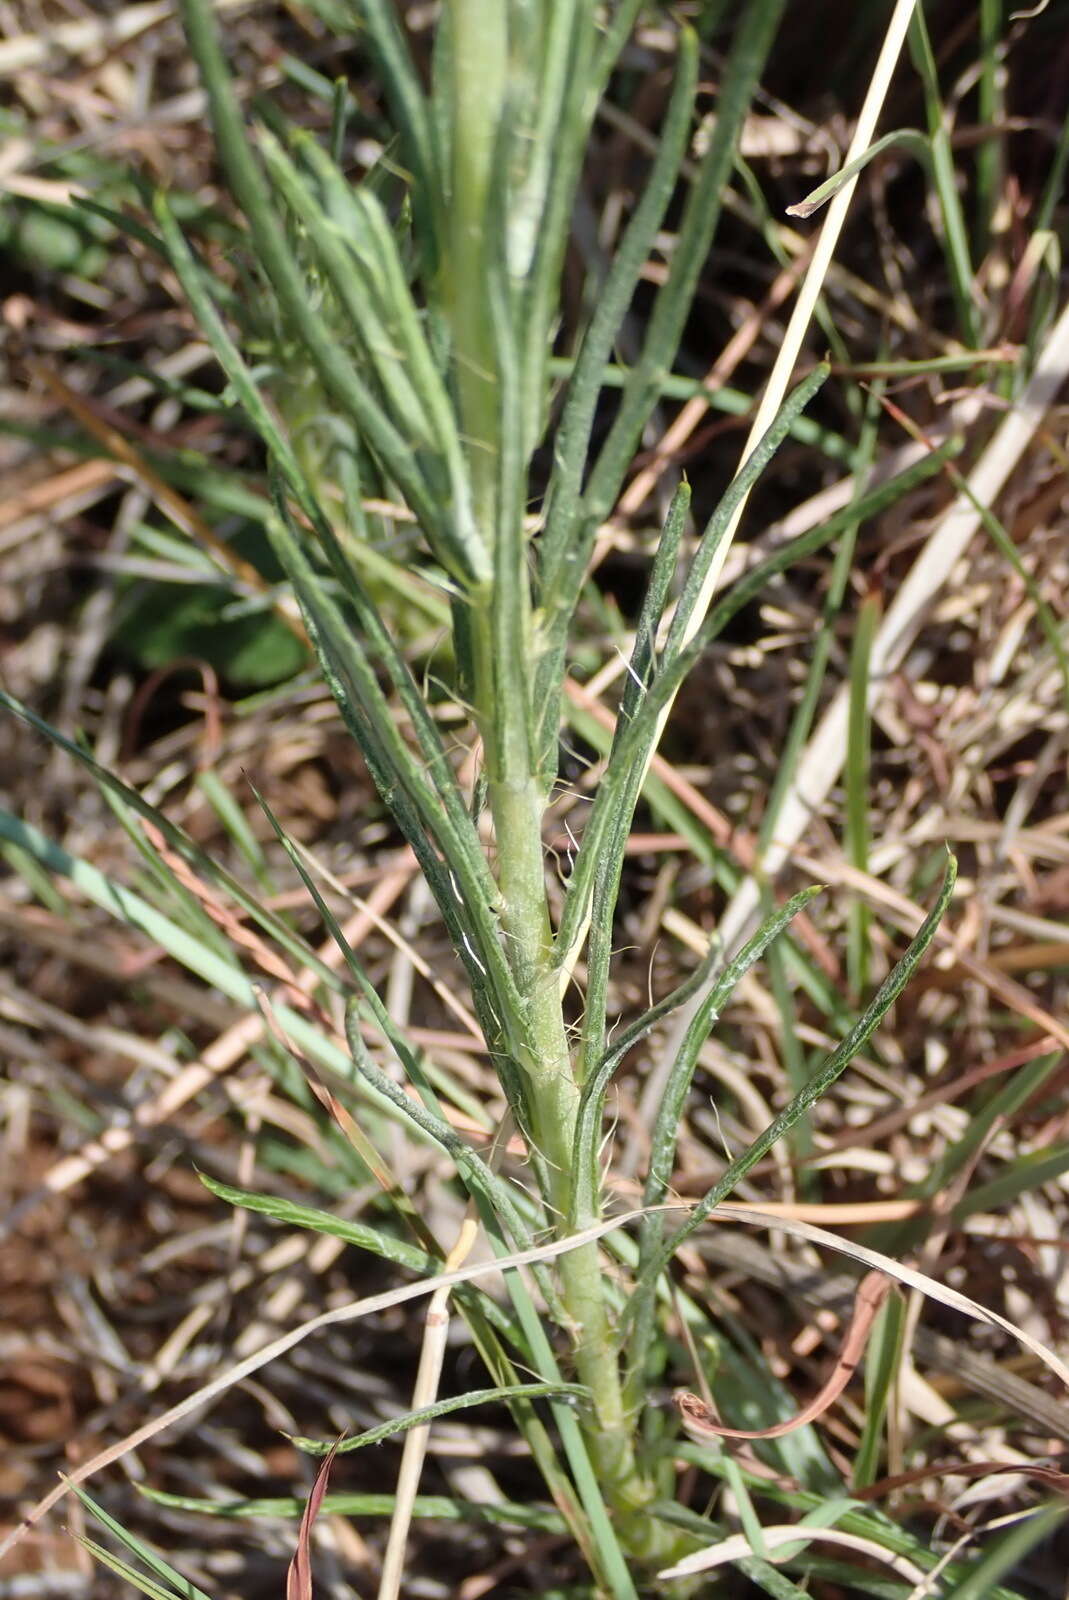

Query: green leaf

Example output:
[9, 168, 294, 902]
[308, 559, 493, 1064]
[845, 590, 881, 994]
[853, 1284, 907, 1489]
[0, 691, 337, 990]
[578, 0, 787, 531]
[942, 1503, 1068, 1600]
[72, 1485, 216, 1600]
[576, 480, 692, 1088]
[176, 0, 465, 567]
[632, 855, 958, 1297]
[74, 1541, 197, 1600]
[262, 493, 525, 1075]
[537, 27, 700, 622]
[348, 0, 441, 266]
[289, 1381, 588, 1455]
[341, 1000, 564, 1318]
[199, 1174, 439, 1274]
[556, 366, 828, 966]
[142, 1485, 565, 1533]
[621, 886, 823, 1402]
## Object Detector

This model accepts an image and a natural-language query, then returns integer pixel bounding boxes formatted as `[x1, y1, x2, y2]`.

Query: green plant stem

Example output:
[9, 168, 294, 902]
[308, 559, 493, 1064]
[480, 658, 649, 1521]
[443, 0, 651, 1539]
[446, 0, 507, 527]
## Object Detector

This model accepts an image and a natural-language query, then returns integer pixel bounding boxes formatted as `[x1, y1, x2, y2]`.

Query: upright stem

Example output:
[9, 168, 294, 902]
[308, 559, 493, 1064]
[447, 0, 507, 530]
[445, 0, 651, 1524]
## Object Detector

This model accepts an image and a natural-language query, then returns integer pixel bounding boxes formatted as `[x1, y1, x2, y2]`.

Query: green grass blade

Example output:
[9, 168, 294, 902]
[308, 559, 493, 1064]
[547, 357, 853, 459]
[845, 590, 881, 995]
[974, 0, 1004, 257]
[758, 378, 887, 860]
[72, 1485, 216, 1600]
[952, 1141, 1069, 1220]
[0, 806, 255, 1005]
[642, 884, 824, 1224]
[590, 0, 646, 92]
[195, 769, 274, 893]
[947, 459, 1069, 712]
[942, 1503, 1068, 1600]
[785, 127, 930, 219]
[143, 1485, 565, 1532]
[557, 445, 960, 992]
[74, 1541, 197, 1600]
[698, 436, 962, 655]
[907, 8, 979, 345]
[0, 690, 340, 989]
[0, 805, 384, 1111]
[852, 1284, 907, 1489]
[869, 1051, 1063, 1256]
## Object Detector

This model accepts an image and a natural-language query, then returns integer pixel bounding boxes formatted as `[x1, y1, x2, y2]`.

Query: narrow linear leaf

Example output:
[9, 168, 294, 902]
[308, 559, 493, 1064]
[579, 1, 787, 529]
[264, 496, 525, 1069]
[577, 483, 691, 1085]
[557, 435, 960, 969]
[289, 1382, 588, 1455]
[538, 28, 699, 608]
[70, 1485, 215, 1600]
[663, 364, 830, 663]
[556, 367, 828, 964]
[0, 692, 339, 992]
[177, 0, 470, 570]
[621, 885, 823, 1400]
[199, 1174, 438, 1275]
[342, 1000, 563, 1317]
[287, 1441, 341, 1600]
[73, 1541, 190, 1600]
[141, 1486, 565, 1533]
[632, 855, 957, 1296]
[785, 128, 930, 218]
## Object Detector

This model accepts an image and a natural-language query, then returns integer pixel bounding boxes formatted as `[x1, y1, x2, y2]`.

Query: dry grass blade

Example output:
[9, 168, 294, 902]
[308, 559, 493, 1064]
[376, 1217, 480, 1600]
[657, 1524, 930, 1585]
[698, 1205, 1069, 1391]
[287, 1440, 343, 1600]
[675, 1270, 891, 1440]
